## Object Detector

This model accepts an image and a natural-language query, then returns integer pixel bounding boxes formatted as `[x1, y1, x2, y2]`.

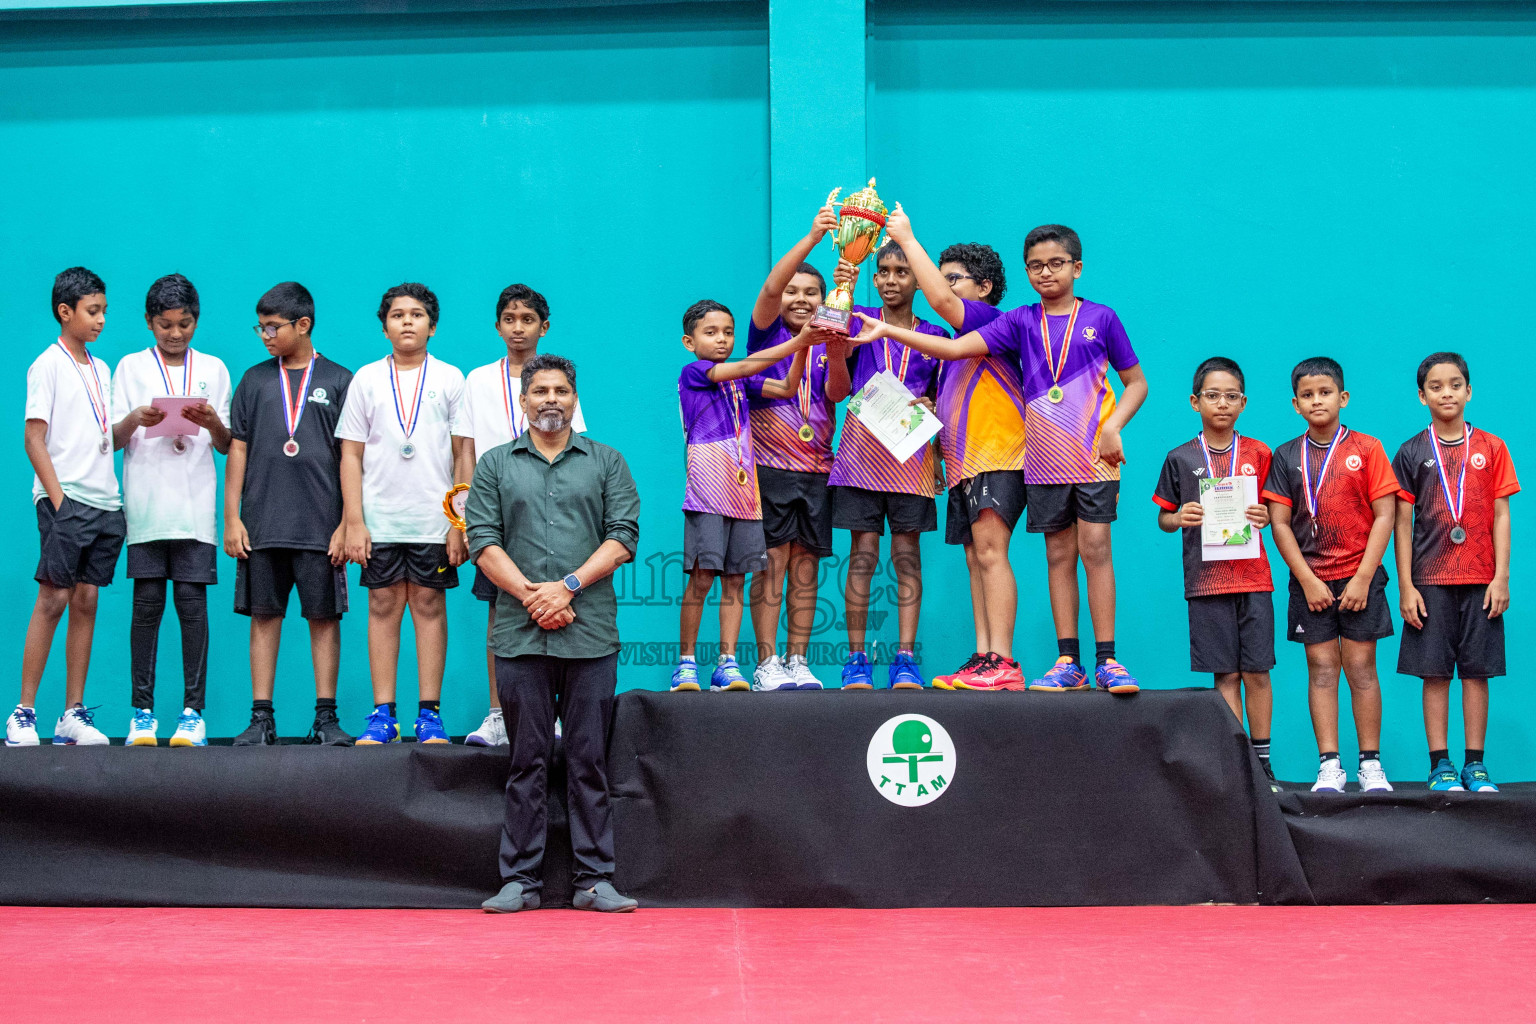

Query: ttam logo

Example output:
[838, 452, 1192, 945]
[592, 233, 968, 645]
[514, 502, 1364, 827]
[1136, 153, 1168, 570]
[866, 714, 956, 807]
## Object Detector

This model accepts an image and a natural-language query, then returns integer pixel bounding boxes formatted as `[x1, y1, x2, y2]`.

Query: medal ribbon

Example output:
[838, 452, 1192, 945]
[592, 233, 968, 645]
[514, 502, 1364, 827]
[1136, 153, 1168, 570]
[1428, 424, 1473, 527]
[56, 340, 108, 445]
[798, 371, 814, 439]
[1039, 299, 1081, 389]
[1300, 425, 1349, 520]
[151, 346, 192, 397]
[1198, 432, 1240, 479]
[501, 358, 526, 439]
[880, 311, 914, 385]
[278, 351, 318, 444]
[389, 354, 428, 441]
[726, 379, 747, 472]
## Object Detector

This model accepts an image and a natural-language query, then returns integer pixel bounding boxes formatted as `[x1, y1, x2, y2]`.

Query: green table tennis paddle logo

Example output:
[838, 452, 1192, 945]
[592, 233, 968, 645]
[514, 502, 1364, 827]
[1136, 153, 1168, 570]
[866, 714, 956, 807]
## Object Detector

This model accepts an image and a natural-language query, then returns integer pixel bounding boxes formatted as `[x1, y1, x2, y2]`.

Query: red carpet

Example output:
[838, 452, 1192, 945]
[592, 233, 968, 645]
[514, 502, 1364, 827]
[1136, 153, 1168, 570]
[4, 905, 1533, 1022]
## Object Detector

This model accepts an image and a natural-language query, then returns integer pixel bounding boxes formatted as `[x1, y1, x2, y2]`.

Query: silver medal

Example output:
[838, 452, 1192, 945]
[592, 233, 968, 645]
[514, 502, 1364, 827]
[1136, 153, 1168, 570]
[98, 437, 110, 455]
[1450, 526, 1467, 545]
[400, 441, 416, 460]
[283, 438, 300, 458]
[172, 437, 188, 454]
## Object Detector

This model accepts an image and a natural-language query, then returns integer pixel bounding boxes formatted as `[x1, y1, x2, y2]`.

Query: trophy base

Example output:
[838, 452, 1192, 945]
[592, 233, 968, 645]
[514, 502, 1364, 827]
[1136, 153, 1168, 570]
[810, 304, 852, 334]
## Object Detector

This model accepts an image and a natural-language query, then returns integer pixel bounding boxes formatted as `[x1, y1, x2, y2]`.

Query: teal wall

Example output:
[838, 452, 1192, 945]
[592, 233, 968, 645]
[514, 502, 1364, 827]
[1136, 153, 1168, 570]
[3, 1, 1534, 781]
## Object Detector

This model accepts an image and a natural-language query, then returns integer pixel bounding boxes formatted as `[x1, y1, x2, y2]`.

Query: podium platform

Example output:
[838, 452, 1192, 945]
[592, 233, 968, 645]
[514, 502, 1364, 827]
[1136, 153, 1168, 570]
[2, 688, 1533, 908]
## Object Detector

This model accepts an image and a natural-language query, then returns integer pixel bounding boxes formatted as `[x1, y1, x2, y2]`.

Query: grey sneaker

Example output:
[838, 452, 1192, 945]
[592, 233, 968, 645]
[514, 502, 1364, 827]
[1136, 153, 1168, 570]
[572, 880, 637, 913]
[481, 881, 541, 913]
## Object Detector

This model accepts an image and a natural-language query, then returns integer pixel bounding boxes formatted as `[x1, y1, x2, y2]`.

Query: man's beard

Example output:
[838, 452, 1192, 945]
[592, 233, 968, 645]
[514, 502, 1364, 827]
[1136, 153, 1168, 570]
[533, 407, 570, 432]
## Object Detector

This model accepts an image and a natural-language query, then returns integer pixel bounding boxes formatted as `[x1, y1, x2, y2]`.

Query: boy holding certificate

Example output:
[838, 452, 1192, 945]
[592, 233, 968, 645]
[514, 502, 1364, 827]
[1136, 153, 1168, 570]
[111, 274, 232, 746]
[1392, 352, 1518, 792]
[670, 300, 816, 692]
[825, 244, 947, 690]
[339, 283, 469, 745]
[1263, 357, 1399, 793]
[1153, 358, 1276, 788]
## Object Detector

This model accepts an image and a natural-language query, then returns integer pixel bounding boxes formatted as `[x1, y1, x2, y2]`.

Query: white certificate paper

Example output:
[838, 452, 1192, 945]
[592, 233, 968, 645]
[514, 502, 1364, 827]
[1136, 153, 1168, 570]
[848, 369, 942, 463]
[145, 396, 209, 438]
[1200, 474, 1260, 562]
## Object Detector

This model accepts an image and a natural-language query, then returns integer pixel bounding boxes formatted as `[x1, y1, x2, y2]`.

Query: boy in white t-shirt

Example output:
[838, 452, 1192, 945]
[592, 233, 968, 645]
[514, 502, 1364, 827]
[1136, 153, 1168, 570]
[8, 268, 125, 747]
[455, 284, 585, 746]
[339, 282, 469, 745]
[110, 274, 232, 747]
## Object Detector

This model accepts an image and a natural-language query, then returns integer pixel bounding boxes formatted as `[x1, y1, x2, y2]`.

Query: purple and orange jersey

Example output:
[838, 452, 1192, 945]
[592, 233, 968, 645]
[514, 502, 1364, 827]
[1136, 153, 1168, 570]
[678, 360, 761, 520]
[746, 317, 835, 474]
[935, 298, 1026, 488]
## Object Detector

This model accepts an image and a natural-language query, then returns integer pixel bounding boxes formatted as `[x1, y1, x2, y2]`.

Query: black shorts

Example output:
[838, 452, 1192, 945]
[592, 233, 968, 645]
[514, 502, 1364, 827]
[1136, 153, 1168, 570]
[1188, 591, 1277, 674]
[684, 511, 768, 574]
[758, 465, 833, 557]
[832, 486, 937, 536]
[126, 539, 218, 584]
[1026, 481, 1119, 533]
[235, 547, 349, 620]
[359, 543, 459, 589]
[34, 497, 125, 589]
[1287, 565, 1393, 645]
[472, 565, 500, 602]
[1397, 583, 1505, 679]
[944, 470, 1027, 546]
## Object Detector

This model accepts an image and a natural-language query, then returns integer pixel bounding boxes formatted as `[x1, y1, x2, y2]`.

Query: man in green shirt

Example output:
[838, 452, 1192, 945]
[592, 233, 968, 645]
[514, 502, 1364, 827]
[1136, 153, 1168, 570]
[465, 354, 640, 914]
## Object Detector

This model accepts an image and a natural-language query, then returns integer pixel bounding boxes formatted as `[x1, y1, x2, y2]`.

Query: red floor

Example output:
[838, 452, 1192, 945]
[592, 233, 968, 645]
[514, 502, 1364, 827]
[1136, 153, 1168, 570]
[5, 905, 1535, 1023]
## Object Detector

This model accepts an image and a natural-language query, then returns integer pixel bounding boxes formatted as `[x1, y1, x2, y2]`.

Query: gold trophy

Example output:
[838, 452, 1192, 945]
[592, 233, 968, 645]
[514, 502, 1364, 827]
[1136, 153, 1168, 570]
[443, 483, 470, 532]
[810, 178, 887, 334]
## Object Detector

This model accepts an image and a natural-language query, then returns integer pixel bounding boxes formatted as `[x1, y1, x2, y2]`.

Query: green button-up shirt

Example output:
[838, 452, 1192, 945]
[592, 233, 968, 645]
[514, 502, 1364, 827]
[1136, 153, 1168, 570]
[465, 431, 640, 661]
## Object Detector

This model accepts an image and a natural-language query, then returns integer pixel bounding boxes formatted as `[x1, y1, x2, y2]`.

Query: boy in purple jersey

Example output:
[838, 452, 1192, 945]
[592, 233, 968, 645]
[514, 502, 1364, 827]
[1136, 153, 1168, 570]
[824, 243, 947, 689]
[880, 205, 1023, 691]
[671, 300, 822, 693]
[744, 203, 845, 691]
[853, 225, 1148, 694]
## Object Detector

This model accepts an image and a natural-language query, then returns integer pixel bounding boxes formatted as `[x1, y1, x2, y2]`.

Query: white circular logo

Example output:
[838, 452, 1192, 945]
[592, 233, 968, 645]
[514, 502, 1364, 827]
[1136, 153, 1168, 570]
[1241, 462, 1256, 476]
[311, 387, 327, 401]
[1345, 453, 1362, 471]
[866, 714, 956, 807]
[1472, 452, 1487, 470]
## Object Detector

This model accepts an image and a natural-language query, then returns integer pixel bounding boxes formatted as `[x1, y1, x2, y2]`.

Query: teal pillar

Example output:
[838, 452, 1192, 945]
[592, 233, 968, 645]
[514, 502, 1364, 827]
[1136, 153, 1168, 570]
[768, 0, 866, 262]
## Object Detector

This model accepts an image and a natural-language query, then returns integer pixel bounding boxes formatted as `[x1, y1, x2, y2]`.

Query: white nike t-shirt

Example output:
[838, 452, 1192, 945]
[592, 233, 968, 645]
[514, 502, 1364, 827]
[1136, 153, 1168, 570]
[111, 346, 232, 545]
[460, 357, 586, 456]
[26, 340, 121, 511]
[335, 354, 467, 544]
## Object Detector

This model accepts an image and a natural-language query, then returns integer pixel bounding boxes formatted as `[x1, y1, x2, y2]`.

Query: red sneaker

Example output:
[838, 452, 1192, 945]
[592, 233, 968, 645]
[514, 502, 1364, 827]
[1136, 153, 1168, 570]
[953, 653, 1025, 691]
[932, 652, 985, 691]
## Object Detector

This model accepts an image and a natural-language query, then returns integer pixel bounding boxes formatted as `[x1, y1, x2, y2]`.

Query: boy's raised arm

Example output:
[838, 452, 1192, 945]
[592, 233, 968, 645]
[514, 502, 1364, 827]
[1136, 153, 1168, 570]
[752, 204, 839, 329]
[707, 326, 829, 383]
[884, 204, 965, 332]
[851, 311, 988, 361]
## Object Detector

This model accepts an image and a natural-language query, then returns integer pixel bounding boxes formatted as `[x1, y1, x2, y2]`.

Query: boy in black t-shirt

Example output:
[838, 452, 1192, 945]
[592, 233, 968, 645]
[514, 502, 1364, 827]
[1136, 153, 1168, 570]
[1392, 352, 1518, 792]
[1153, 358, 1277, 789]
[225, 282, 354, 746]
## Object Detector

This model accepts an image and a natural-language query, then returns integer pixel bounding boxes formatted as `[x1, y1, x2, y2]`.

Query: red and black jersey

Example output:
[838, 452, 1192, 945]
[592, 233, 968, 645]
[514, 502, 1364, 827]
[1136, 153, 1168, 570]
[1392, 426, 1519, 586]
[1263, 427, 1397, 582]
[1153, 435, 1274, 598]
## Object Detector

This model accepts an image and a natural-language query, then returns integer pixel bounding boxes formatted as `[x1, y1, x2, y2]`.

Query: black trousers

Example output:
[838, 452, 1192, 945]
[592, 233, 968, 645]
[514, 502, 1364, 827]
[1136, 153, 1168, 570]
[130, 578, 209, 711]
[495, 652, 618, 894]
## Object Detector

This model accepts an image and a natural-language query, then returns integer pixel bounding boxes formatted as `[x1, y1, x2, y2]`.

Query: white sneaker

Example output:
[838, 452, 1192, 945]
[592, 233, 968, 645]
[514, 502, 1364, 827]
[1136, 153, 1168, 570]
[170, 708, 206, 747]
[752, 655, 798, 692]
[466, 708, 507, 747]
[5, 705, 40, 746]
[1311, 757, 1347, 792]
[127, 708, 158, 746]
[54, 704, 109, 746]
[784, 653, 822, 690]
[1357, 758, 1393, 792]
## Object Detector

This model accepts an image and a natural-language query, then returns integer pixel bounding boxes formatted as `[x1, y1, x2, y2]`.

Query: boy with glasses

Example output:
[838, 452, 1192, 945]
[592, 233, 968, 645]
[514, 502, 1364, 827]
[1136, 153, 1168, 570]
[225, 282, 354, 746]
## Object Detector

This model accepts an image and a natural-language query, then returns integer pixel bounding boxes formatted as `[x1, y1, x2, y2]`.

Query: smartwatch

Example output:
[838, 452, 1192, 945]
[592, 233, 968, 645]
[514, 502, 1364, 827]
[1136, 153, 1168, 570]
[563, 573, 583, 594]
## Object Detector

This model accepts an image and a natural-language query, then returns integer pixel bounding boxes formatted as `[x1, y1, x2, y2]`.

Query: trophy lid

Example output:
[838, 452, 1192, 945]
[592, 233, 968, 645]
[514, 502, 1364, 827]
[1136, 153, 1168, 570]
[842, 178, 886, 218]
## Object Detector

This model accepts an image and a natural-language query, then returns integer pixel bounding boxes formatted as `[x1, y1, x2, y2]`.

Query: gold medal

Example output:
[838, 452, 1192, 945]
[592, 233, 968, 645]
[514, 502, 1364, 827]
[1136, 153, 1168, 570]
[1040, 300, 1080, 407]
[799, 423, 815, 442]
[737, 467, 749, 487]
[1048, 386, 1064, 404]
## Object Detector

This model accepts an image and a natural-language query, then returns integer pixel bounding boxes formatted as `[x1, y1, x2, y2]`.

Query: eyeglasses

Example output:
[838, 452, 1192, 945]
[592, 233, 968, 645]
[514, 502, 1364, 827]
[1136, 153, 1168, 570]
[1025, 257, 1076, 275]
[943, 273, 975, 286]
[1198, 390, 1246, 404]
[252, 319, 298, 339]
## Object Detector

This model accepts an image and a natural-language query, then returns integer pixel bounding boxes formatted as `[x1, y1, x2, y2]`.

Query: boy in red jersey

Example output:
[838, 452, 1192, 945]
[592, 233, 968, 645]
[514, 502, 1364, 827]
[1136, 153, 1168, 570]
[1154, 358, 1276, 790]
[1263, 357, 1398, 793]
[1392, 352, 1518, 792]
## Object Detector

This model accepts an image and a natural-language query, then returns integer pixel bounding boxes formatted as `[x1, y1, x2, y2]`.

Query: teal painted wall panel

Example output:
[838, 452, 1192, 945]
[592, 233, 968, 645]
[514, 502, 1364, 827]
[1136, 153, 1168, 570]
[0, 4, 769, 739]
[868, 2, 1536, 782]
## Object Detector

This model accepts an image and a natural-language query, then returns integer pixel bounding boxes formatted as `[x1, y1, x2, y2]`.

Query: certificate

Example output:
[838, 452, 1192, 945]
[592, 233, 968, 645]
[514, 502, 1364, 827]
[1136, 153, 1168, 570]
[848, 369, 942, 463]
[145, 396, 209, 438]
[1200, 474, 1260, 562]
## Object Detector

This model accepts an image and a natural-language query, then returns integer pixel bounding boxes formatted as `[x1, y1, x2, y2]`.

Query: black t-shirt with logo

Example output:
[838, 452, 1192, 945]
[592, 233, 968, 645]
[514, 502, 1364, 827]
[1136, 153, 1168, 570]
[1153, 435, 1275, 598]
[230, 354, 353, 551]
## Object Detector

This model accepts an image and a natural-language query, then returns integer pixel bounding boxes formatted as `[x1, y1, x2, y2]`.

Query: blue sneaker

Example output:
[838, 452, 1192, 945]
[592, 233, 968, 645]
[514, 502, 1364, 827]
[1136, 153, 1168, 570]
[1094, 660, 1140, 694]
[1428, 758, 1465, 791]
[413, 708, 450, 744]
[127, 707, 159, 746]
[1461, 761, 1499, 792]
[1028, 658, 1089, 692]
[709, 655, 750, 691]
[670, 658, 701, 692]
[841, 651, 874, 690]
[887, 651, 926, 689]
[170, 709, 207, 747]
[355, 705, 400, 745]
